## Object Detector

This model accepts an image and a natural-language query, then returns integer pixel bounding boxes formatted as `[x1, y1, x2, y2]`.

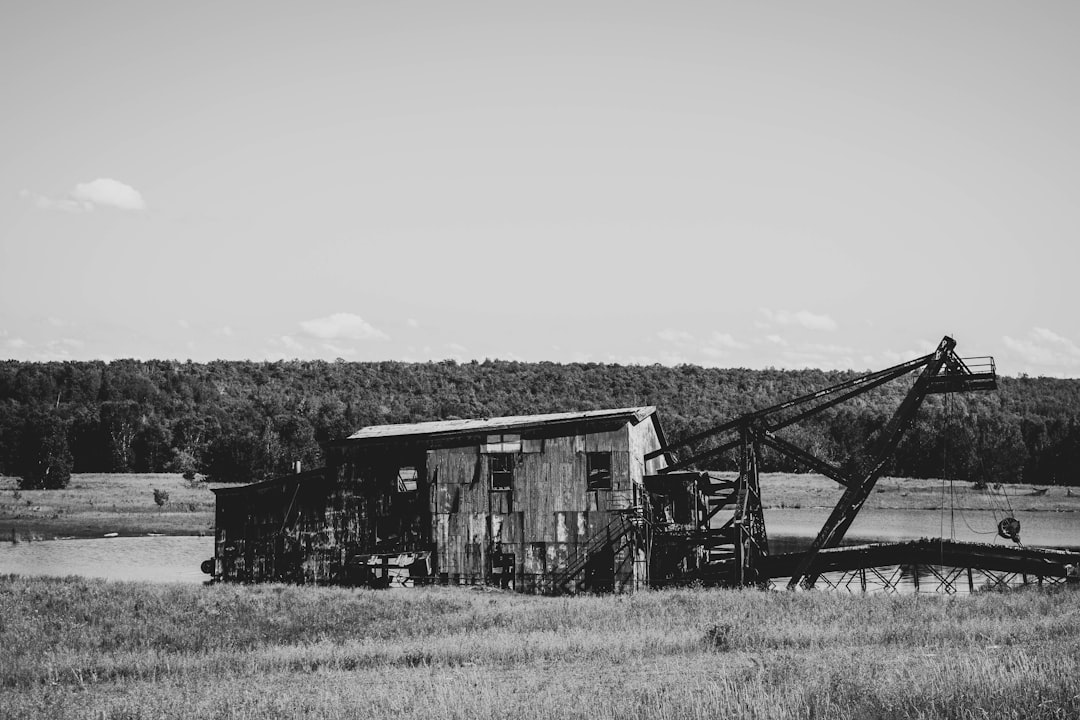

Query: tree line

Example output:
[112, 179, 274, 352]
[1, 359, 1078, 489]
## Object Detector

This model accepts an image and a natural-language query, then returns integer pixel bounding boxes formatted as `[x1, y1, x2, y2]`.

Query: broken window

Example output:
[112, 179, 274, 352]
[587, 452, 612, 490]
[489, 453, 514, 491]
[482, 433, 521, 453]
[492, 552, 515, 589]
[397, 467, 418, 493]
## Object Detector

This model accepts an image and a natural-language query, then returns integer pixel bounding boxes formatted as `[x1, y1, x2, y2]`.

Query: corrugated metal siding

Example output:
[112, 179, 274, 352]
[427, 420, 657, 592]
[215, 410, 670, 594]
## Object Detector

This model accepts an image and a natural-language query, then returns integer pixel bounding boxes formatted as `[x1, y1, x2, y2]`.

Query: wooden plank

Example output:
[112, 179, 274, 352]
[523, 542, 546, 576]
[537, 457, 554, 542]
[612, 450, 631, 492]
[490, 491, 511, 514]
[586, 427, 629, 453]
[555, 511, 570, 543]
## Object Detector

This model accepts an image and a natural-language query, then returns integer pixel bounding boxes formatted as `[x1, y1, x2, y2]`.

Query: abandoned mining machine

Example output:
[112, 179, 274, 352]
[635, 335, 1079, 591]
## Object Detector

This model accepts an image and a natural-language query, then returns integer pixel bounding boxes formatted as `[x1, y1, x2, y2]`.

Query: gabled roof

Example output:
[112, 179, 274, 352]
[342, 406, 658, 444]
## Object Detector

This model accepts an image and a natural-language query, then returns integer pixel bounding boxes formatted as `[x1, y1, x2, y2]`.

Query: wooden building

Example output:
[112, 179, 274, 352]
[210, 406, 713, 593]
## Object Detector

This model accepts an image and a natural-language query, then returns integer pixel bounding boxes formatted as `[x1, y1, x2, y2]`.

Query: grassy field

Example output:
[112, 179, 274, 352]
[758, 473, 1080, 514]
[2, 472, 1078, 542]
[0, 474, 219, 540]
[1, 577, 1078, 719]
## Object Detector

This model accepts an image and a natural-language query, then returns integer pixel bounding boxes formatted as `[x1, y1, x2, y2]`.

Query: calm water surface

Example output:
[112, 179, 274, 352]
[768, 508, 1079, 550]
[1, 509, 1075, 585]
[0, 535, 214, 584]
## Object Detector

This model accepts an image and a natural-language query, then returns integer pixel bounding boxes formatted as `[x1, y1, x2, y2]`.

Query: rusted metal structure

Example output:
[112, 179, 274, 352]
[211, 336, 1080, 593]
[213, 407, 683, 592]
[649, 336, 1004, 588]
[765, 539, 1080, 593]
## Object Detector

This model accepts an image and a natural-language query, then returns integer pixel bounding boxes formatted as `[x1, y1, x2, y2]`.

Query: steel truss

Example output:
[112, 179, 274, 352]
[775, 564, 1072, 594]
[649, 336, 998, 588]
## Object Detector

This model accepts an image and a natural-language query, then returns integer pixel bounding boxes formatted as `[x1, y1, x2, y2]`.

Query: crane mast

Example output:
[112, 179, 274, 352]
[645, 335, 997, 589]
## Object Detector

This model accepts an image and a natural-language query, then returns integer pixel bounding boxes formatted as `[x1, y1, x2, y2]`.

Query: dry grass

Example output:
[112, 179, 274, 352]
[1, 577, 1078, 719]
[757, 473, 1080, 514]
[0, 474, 221, 540]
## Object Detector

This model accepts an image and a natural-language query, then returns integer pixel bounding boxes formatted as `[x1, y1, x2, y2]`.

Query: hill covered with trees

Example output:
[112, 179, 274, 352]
[1, 359, 1078, 489]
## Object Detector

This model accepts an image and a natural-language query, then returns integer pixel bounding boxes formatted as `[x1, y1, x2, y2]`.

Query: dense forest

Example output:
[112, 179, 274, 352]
[1, 359, 1078, 490]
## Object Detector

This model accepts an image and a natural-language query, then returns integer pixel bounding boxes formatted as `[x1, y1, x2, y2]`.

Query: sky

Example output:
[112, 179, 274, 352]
[2, 2, 1078, 377]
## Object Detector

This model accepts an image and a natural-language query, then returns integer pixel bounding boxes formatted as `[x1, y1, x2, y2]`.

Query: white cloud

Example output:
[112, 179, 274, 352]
[708, 332, 748, 350]
[760, 308, 838, 332]
[323, 343, 356, 357]
[1031, 327, 1079, 350]
[72, 178, 146, 210]
[20, 178, 146, 212]
[876, 347, 927, 367]
[701, 333, 748, 362]
[764, 334, 788, 346]
[216, 325, 234, 337]
[2, 337, 85, 361]
[279, 335, 306, 352]
[406, 318, 419, 328]
[1003, 327, 1080, 375]
[178, 319, 191, 329]
[657, 328, 695, 345]
[20, 189, 89, 212]
[299, 313, 387, 341]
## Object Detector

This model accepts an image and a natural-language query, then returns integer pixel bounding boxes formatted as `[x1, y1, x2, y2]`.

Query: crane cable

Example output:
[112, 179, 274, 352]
[941, 390, 1022, 545]
[939, 389, 952, 570]
[940, 389, 956, 542]
[942, 391, 1022, 545]
[975, 422, 1021, 544]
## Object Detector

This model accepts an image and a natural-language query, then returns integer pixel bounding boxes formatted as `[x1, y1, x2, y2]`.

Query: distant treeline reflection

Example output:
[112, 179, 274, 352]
[1, 359, 1078, 489]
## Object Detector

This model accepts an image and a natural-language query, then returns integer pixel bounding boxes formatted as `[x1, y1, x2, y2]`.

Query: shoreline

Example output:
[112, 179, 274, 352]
[4, 472, 1079, 542]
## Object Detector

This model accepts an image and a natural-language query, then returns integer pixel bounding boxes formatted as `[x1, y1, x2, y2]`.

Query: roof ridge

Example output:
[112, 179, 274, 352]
[345, 406, 657, 441]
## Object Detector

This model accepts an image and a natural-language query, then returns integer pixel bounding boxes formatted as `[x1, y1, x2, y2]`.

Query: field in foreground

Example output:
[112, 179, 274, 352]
[1, 578, 1078, 720]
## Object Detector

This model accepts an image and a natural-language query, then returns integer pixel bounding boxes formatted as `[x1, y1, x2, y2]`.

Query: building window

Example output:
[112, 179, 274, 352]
[482, 433, 521, 453]
[587, 452, 612, 490]
[397, 467, 418, 493]
[490, 454, 514, 491]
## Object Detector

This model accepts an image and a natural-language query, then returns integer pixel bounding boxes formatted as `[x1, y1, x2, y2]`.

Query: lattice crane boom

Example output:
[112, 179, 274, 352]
[646, 335, 997, 589]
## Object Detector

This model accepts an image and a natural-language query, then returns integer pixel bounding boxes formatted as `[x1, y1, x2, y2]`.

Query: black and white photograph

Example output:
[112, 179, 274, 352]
[1, 2, 1078, 718]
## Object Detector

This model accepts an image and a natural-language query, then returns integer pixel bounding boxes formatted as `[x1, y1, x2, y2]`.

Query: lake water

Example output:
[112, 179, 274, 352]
[767, 508, 1080, 551]
[0, 509, 1075, 586]
[0, 535, 214, 584]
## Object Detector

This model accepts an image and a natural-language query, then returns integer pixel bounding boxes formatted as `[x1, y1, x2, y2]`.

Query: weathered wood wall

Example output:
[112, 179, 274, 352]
[215, 414, 671, 593]
[214, 453, 429, 584]
[429, 418, 666, 592]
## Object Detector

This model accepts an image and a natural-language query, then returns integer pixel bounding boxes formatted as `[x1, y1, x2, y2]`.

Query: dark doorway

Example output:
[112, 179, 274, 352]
[583, 546, 615, 593]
